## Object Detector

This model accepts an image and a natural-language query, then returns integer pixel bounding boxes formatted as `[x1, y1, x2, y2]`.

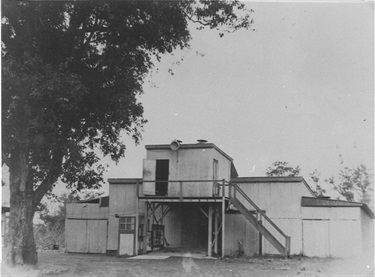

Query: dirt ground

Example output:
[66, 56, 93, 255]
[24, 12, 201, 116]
[1, 250, 374, 277]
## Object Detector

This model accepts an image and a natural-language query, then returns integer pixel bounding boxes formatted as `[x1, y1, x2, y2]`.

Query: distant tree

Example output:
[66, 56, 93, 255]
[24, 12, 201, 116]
[1, 0, 253, 265]
[35, 192, 80, 249]
[326, 164, 373, 206]
[309, 169, 326, 197]
[266, 161, 301, 177]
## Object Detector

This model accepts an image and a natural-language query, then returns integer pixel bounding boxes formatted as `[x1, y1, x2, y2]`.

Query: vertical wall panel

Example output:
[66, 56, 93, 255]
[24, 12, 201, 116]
[87, 220, 107, 253]
[107, 216, 119, 250]
[119, 234, 134, 255]
[302, 220, 330, 257]
[66, 203, 108, 219]
[329, 220, 361, 257]
[262, 218, 302, 255]
[225, 214, 259, 256]
[66, 220, 88, 253]
[66, 219, 108, 254]
[361, 209, 374, 255]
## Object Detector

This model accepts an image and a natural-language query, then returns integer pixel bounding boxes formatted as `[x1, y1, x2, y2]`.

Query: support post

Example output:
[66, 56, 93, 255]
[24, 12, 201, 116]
[258, 214, 262, 256]
[135, 180, 139, 255]
[179, 181, 183, 201]
[143, 201, 148, 254]
[214, 206, 219, 254]
[221, 179, 226, 258]
[285, 236, 291, 257]
[208, 204, 213, 257]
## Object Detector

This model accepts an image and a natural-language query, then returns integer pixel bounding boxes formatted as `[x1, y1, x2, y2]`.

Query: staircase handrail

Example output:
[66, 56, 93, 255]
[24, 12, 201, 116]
[233, 183, 289, 239]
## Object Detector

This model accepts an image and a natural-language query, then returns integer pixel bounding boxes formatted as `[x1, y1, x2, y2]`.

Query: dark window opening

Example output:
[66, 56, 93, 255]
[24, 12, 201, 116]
[119, 217, 135, 232]
[99, 196, 109, 207]
[156, 160, 169, 196]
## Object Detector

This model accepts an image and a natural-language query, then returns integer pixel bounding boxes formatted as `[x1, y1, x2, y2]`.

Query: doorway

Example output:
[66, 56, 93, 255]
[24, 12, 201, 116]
[156, 160, 169, 196]
[118, 216, 136, 256]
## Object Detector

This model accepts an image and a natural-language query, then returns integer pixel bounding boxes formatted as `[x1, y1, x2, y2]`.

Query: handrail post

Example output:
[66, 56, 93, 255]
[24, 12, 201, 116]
[228, 181, 232, 199]
[285, 236, 291, 257]
[222, 179, 225, 198]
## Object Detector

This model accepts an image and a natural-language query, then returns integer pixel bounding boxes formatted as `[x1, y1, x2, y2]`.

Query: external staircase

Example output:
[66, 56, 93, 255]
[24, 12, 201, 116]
[228, 183, 291, 257]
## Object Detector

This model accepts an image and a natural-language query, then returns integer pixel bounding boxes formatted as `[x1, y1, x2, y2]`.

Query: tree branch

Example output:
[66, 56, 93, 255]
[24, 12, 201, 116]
[179, 6, 211, 27]
[2, 153, 11, 166]
[83, 15, 100, 46]
[33, 147, 64, 207]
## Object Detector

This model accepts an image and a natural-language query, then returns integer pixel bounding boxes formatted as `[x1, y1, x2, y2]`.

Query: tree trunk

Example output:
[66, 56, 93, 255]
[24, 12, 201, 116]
[7, 149, 38, 265]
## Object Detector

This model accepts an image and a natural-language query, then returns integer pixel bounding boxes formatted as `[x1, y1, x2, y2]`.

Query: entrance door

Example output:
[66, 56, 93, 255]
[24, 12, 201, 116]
[119, 216, 136, 256]
[156, 160, 169, 196]
[66, 219, 108, 253]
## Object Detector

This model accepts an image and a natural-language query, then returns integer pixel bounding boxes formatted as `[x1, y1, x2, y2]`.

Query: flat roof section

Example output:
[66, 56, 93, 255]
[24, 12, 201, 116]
[232, 176, 316, 197]
[301, 196, 375, 219]
[145, 143, 233, 161]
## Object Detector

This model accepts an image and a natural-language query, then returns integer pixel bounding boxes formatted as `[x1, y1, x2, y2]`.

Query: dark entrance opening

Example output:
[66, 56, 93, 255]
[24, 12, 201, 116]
[155, 160, 169, 196]
[180, 204, 208, 249]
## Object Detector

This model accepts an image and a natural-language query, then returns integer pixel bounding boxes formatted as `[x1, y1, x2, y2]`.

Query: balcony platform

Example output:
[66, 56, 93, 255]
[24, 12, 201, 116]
[138, 196, 228, 203]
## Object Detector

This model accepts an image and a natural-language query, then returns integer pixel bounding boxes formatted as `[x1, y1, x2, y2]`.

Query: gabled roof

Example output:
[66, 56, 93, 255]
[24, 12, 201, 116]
[145, 143, 233, 161]
[231, 176, 316, 197]
[301, 196, 375, 219]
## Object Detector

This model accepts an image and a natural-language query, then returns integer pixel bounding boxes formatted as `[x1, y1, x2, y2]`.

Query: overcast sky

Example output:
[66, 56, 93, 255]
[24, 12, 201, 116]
[106, 1, 374, 186]
[2, 1, 374, 204]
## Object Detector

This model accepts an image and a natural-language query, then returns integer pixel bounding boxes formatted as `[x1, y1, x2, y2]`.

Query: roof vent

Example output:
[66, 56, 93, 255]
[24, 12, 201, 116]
[170, 140, 181, 150]
[197, 139, 207, 143]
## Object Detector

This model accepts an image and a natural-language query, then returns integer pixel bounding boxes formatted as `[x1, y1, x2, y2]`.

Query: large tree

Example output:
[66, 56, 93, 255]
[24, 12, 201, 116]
[1, 0, 253, 265]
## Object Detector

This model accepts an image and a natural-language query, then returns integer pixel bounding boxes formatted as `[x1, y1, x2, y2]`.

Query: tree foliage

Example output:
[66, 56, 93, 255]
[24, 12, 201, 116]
[309, 169, 326, 197]
[2, 0, 253, 200]
[266, 161, 301, 177]
[326, 164, 373, 205]
[1, 0, 253, 265]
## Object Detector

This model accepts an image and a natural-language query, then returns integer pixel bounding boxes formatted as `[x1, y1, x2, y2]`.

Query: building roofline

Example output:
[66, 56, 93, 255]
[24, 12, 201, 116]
[301, 196, 375, 219]
[145, 143, 233, 161]
[231, 176, 316, 197]
[108, 178, 142, 184]
[78, 195, 109, 204]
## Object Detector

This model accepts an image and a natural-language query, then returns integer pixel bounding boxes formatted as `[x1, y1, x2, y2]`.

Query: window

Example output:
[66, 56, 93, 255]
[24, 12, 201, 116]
[119, 217, 135, 231]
